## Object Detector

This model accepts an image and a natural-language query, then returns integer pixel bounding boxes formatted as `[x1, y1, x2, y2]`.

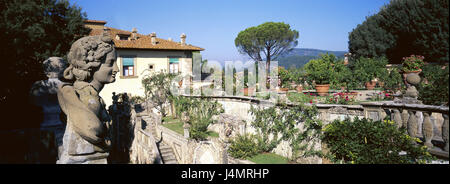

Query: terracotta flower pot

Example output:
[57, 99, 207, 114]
[315, 84, 330, 96]
[365, 81, 377, 90]
[242, 88, 255, 96]
[402, 69, 422, 79]
[279, 88, 289, 92]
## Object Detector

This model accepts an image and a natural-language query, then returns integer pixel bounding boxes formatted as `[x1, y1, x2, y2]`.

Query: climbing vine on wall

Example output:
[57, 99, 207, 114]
[249, 102, 323, 161]
[172, 96, 224, 140]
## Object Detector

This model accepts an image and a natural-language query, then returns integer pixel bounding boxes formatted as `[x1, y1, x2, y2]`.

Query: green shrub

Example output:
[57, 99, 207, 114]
[172, 96, 224, 140]
[287, 92, 315, 104]
[278, 67, 292, 88]
[330, 60, 355, 90]
[304, 53, 335, 85]
[322, 117, 433, 164]
[418, 64, 449, 106]
[381, 67, 404, 92]
[228, 134, 259, 159]
[352, 57, 389, 85]
[189, 118, 210, 141]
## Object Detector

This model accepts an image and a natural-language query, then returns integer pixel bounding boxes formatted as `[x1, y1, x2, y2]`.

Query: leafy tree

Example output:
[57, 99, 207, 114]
[348, 13, 395, 60]
[418, 64, 449, 106]
[349, 0, 449, 64]
[0, 0, 90, 129]
[142, 72, 177, 117]
[235, 22, 299, 79]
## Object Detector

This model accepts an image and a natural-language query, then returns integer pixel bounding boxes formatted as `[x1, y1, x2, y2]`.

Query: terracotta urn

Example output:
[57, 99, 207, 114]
[315, 84, 330, 96]
[365, 81, 377, 90]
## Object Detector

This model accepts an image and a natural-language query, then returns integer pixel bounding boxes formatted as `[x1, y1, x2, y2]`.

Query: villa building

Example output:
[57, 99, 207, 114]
[84, 20, 204, 106]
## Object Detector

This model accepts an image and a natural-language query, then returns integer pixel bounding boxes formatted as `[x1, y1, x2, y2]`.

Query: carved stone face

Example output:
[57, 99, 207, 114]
[92, 49, 119, 84]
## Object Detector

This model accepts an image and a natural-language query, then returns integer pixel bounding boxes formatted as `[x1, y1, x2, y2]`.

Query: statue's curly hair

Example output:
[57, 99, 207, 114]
[63, 35, 114, 82]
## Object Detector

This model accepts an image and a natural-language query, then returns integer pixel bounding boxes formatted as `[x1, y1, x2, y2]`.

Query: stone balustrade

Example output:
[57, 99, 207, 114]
[182, 95, 449, 159]
[155, 122, 191, 163]
[129, 108, 162, 164]
[360, 101, 449, 158]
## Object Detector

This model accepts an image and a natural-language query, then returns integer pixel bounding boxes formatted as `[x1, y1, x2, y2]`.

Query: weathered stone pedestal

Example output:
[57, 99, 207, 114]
[57, 120, 108, 164]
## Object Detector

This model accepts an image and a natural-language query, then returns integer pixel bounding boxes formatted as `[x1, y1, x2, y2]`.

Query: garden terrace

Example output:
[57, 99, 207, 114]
[182, 95, 449, 160]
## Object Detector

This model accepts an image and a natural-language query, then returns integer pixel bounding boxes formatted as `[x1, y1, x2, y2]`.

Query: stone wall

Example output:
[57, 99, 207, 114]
[129, 127, 162, 164]
[184, 95, 367, 163]
[154, 120, 227, 164]
[155, 124, 191, 163]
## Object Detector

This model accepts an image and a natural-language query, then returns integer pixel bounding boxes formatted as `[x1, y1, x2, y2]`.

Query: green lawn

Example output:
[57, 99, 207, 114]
[207, 131, 219, 138]
[162, 116, 184, 135]
[161, 116, 219, 138]
[249, 153, 289, 164]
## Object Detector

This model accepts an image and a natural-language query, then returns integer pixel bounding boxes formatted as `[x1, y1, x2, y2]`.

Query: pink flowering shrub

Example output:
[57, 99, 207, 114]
[402, 55, 425, 72]
[325, 92, 356, 105]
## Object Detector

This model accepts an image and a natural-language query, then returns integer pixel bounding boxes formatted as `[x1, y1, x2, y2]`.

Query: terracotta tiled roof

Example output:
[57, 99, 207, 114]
[89, 27, 204, 51]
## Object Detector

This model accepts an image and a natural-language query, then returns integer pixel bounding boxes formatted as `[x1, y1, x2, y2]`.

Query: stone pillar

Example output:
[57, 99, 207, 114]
[422, 112, 434, 148]
[183, 123, 190, 139]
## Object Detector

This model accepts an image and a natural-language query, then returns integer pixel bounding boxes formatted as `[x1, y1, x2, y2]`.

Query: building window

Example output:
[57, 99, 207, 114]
[122, 57, 135, 76]
[119, 36, 129, 40]
[169, 58, 179, 74]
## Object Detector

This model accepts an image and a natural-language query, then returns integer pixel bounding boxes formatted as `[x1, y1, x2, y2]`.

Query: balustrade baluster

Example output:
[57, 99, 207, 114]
[422, 112, 433, 148]
[393, 109, 402, 128]
[442, 114, 449, 152]
[407, 110, 418, 138]
[402, 109, 409, 129]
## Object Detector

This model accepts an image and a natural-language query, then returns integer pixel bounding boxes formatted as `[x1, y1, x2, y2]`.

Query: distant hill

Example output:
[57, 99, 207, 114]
[277, 48, 347, 69]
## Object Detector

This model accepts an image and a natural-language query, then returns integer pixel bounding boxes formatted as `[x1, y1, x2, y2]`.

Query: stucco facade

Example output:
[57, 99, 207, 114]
[84, 20, 203, 107]
[101, 49, 194, 106]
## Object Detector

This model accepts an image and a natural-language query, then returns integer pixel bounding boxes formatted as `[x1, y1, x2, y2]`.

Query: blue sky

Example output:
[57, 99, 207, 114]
[71, 0, 390, 61]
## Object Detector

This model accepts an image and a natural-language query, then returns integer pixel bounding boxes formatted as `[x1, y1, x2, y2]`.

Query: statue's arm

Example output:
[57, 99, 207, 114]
[57, 85, 105, 145]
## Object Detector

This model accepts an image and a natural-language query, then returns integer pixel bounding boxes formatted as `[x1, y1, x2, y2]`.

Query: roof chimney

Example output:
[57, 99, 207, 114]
[84, 20, 107, 30]
[131, 28, 138, 40]
[180, 33, 186, 46]
[168, 37, 172, 42]
[150, 32, 157, 45]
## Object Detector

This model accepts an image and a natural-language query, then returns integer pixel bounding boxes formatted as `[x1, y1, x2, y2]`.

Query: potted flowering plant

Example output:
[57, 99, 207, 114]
[304, 53, 335, 96]
[402, 55, 424, 73]
[353, 57, 388, 90]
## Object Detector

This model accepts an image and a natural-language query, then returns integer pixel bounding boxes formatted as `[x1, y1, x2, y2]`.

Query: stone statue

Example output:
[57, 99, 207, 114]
[57, 34, 119, 164]
[30, 57, 67, 161]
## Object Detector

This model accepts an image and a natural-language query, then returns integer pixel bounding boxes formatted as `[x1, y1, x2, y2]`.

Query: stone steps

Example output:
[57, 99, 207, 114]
[158, 143, 178, 164]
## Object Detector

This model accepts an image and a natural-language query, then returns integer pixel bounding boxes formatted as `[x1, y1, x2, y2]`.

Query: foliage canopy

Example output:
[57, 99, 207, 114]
[0, 0, 90, 129]
[349, 0, 449, 64]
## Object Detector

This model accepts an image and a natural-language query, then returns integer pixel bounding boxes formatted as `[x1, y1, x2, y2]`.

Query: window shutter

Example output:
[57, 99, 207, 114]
[123, 57, 134, 66]
[169, 58, 179, 63]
